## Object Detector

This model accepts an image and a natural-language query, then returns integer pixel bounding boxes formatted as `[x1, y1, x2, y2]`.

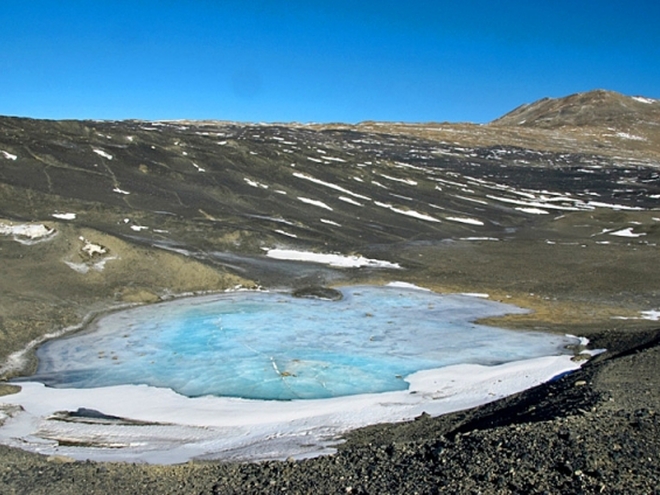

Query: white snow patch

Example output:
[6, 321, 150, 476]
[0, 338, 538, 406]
[586, 201, 643, 211]
[486, 195, 584, 212]
[454, 195, 488, 205]
[0, 222, 56, 244]
[374, 202, 440, 223]
[1, 150, 17, 160]
[460, 237, 500, 241]
[641, 310, 660, 321]
[320, 219, 342, 227]
[52, 213, 76, 220]
[130, 225, 149, 232]
[609, 227, 645, 238]
[631, 96, 656, 104]
[338, 196, 364, 207]
[306, 156, 323, 163]
[0, 356, 583, 463]
[516, 207, 549, 215]
[79, 237, 107, 256]
[394, 161, 426, 172]
[192, 163, 206, 173]
[461, 293, 490, 298]
[379, 174, 417, 186]
[386, 281, 430, 291]
[265, 249, 400, 269]
[616, 132, 645, 141]
[275, 230, 298, 238]
[93, 148, 113, 160]
[293, 172, 370, 200]
[297, 197, 333, 211]
[64, 256, 118, 274]
[0, 223, 55, 240]
[446, 217, 484, 226]
[612, 310, 660, 322]
[244, 178, 269, 189]
[112, 187, 130, 195]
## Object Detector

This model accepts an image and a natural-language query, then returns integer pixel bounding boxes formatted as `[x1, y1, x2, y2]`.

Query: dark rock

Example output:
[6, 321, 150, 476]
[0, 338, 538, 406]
[291, 286, 343, 301]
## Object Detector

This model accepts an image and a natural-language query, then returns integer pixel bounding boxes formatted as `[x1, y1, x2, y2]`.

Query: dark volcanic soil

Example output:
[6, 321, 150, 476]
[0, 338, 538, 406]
[1, 90, 659, 493]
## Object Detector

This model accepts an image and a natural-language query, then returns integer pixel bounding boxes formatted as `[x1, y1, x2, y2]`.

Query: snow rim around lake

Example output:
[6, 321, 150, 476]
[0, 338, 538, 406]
[0, 354, 586, 465]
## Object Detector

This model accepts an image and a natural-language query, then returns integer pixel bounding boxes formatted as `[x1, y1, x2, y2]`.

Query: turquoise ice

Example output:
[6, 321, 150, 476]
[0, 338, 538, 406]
[32, 286, 579, 400]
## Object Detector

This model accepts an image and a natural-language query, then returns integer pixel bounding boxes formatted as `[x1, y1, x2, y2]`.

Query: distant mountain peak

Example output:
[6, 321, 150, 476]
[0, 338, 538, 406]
[492, 89, 659, 128]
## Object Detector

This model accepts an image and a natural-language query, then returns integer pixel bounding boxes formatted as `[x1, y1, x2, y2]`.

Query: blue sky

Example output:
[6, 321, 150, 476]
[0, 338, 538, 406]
[1, 1, 658, 123]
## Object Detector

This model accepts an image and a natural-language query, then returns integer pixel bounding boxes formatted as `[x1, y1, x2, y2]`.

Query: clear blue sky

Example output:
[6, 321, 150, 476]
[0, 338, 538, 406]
[1, 1, 658, 123]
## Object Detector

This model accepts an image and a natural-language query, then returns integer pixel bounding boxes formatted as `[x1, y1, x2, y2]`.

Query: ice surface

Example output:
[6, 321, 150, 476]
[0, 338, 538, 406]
[0, 287, 586, 463]
[30, 287, 578, 401]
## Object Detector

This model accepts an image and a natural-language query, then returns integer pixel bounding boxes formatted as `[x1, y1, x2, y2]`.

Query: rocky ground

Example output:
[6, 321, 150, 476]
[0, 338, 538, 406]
[0, 89, 659, 493]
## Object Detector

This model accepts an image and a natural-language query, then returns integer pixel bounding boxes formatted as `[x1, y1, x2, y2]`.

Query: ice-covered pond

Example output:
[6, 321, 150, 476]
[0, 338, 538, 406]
[0, 285, 587, 463]
[32, 285, 576, 400]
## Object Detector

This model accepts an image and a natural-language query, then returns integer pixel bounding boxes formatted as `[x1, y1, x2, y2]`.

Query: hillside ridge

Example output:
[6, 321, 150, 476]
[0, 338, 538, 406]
[491, 89, 660, 128]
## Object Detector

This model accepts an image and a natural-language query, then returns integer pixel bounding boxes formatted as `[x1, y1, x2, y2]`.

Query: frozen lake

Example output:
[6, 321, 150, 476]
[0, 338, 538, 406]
[0, 285, 588, 463]
[32, 285, 577, 400]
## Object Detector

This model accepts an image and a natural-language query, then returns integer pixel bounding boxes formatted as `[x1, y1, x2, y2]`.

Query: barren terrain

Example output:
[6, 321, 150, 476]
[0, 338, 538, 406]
[0, 90, 659, 493]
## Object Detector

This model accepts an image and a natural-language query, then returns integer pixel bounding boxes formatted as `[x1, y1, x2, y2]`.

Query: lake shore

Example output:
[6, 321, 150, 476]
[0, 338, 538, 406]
[0, 324, 658, 493]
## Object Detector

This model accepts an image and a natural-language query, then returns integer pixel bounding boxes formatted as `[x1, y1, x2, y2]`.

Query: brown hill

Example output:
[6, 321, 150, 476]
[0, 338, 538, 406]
[491, 89, 660, 129]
